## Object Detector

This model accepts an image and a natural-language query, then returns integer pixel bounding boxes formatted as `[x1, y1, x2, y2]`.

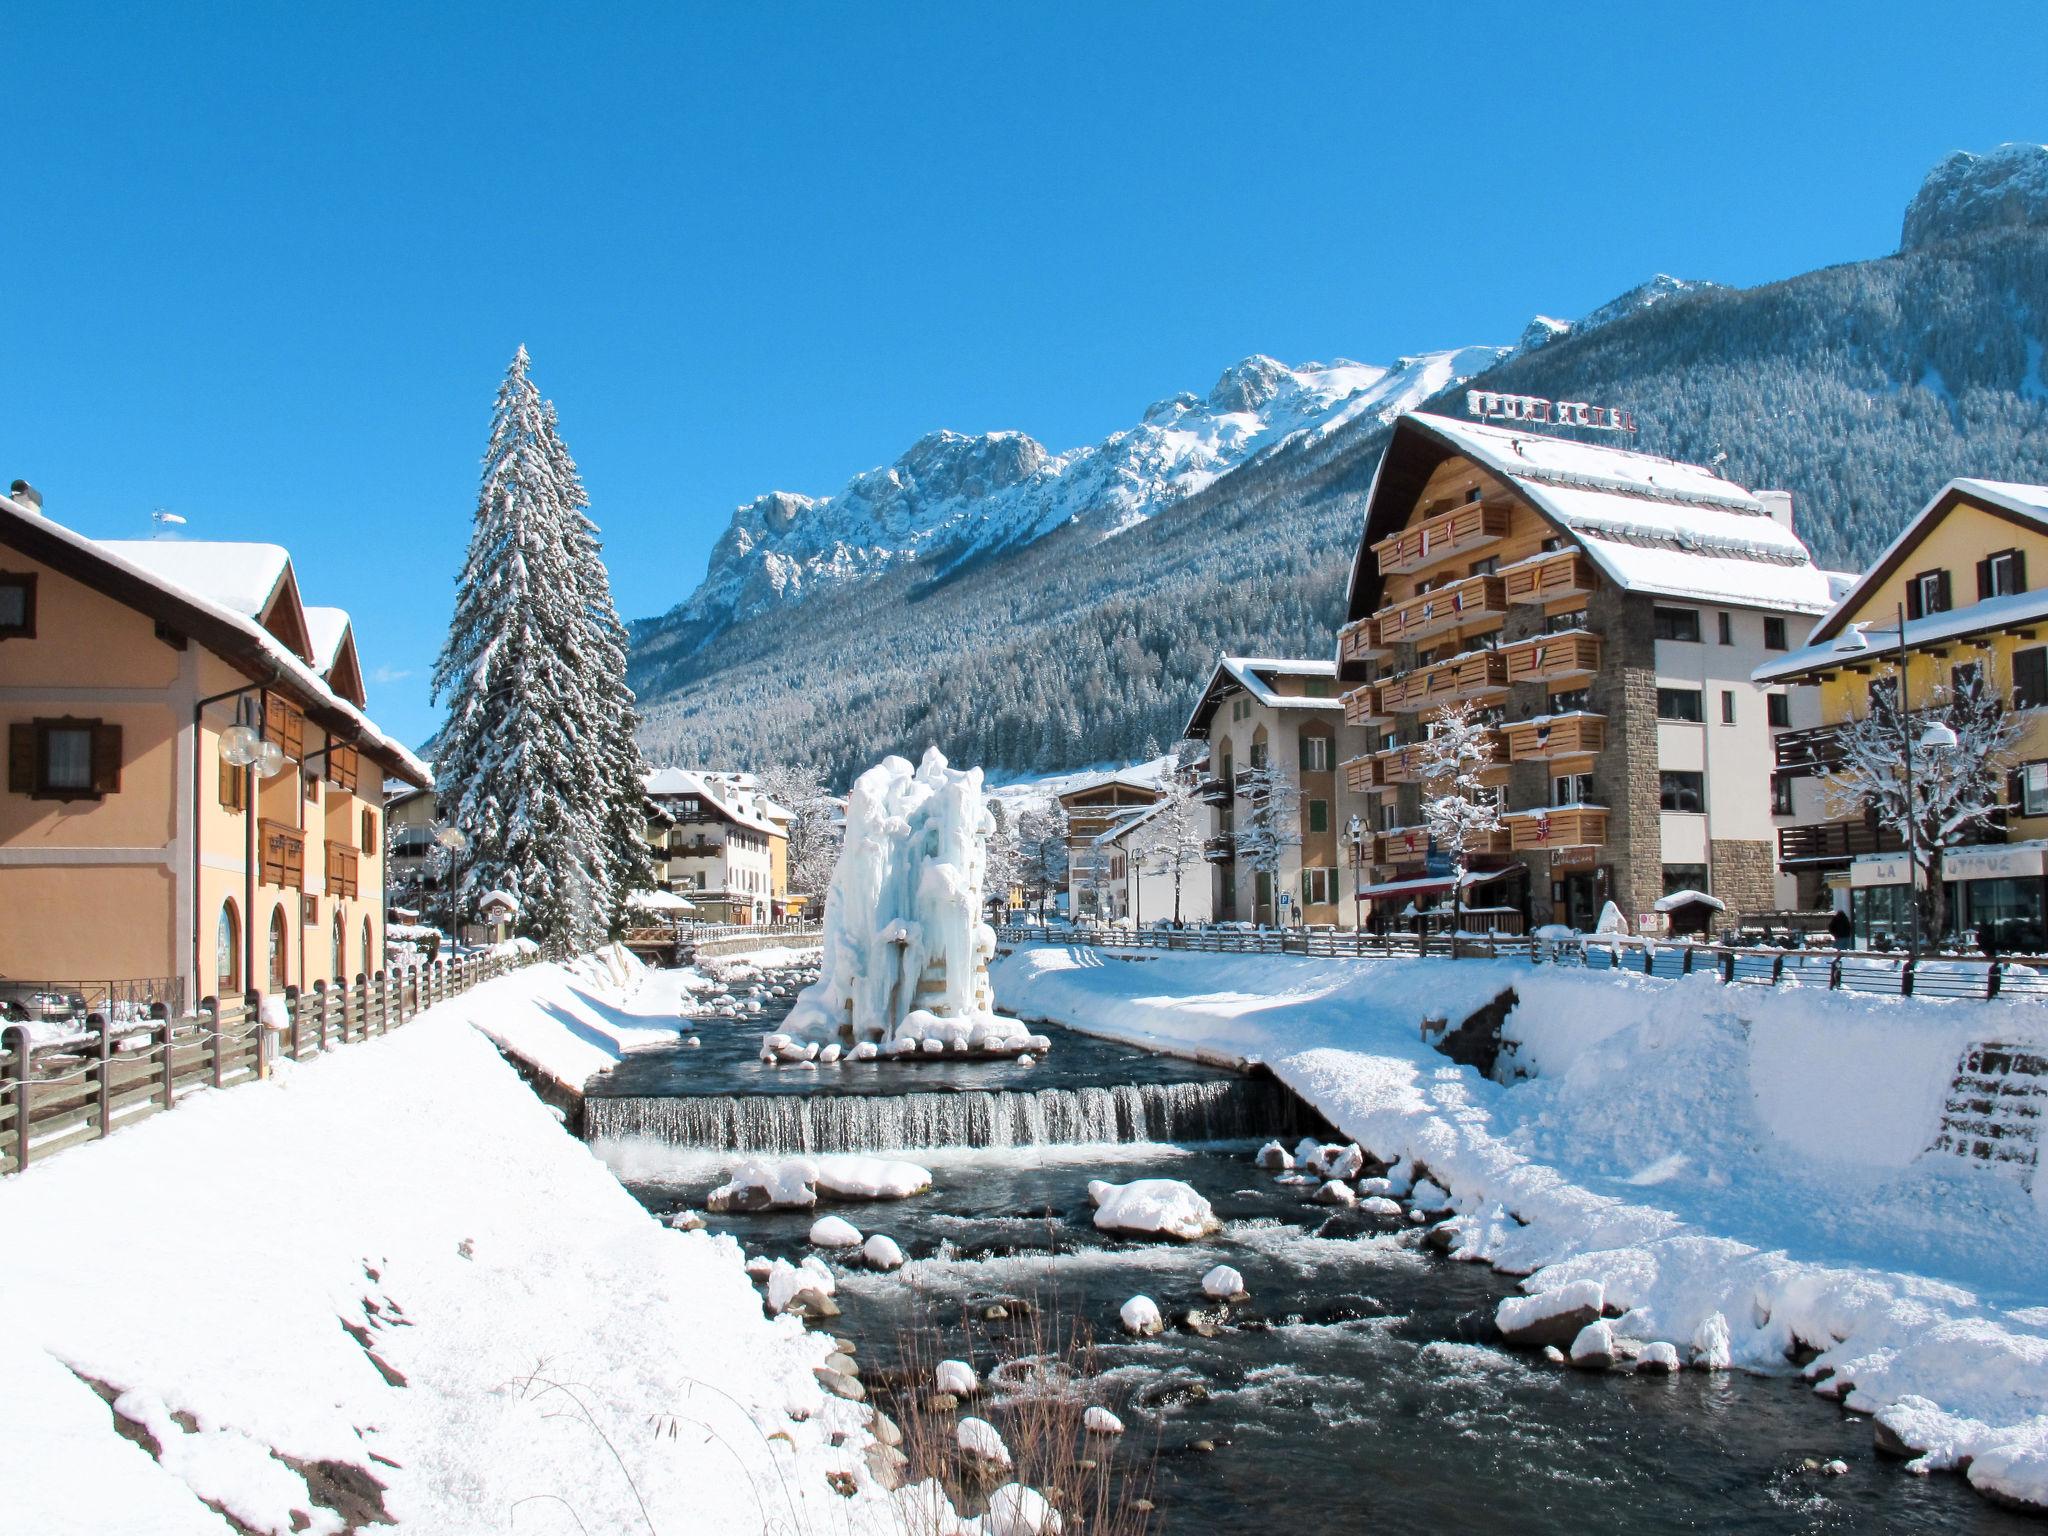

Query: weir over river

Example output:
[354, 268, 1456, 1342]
[580, 985, 2034, 1536]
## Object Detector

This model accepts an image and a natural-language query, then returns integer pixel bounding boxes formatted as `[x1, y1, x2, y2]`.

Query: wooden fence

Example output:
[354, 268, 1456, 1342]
[0, 950, 531, 1176]
[994, 925, 2048, 1003]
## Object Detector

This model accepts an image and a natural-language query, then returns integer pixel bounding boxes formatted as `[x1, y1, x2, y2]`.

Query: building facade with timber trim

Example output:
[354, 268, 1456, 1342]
[1336, 412, 1840, 935]
[1756, 478, 2048, 949]
[0, 484, 428, 1013]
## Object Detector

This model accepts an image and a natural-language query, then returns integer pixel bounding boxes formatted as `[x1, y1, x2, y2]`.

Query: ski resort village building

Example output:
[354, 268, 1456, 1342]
[643, 768, 790, 923]
[0, 483, 427, 1013]
[1057, 771, 1164, 917]
[1183, 656, 1373, 926]
[1335, 411, 1840, 934]
[1757, 478, 2048, 947]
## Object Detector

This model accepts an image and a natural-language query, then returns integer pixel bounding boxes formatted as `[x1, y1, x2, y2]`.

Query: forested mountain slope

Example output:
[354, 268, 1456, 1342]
[630, 153, 2048, 786]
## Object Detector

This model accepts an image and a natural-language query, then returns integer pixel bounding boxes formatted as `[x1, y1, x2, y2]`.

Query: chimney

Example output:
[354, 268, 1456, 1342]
[1757, 489, 1794, 533]
[8, 479, 43, 515]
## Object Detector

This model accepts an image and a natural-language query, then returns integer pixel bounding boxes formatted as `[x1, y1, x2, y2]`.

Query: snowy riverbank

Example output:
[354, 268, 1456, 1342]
[0, 956, 895, 1535]
[996, 944, 2048, 1512]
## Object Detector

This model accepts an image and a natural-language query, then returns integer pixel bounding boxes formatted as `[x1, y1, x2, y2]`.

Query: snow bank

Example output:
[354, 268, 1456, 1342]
[998, 944, 2048, 1512]
[0, 958, 902, 1534]
[466, 941, 686, 1088]
[784, 749, 1000, 1044]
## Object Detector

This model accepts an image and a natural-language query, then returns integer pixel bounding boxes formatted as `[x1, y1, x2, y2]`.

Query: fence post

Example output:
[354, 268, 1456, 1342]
[203, 997, 223, 1087]
[249, 990, 268, 1079]
[311, 980, 328, 1051]
[154, 1004, 175, 1111]
[1682, 947, 1694, 975]
[1830, 954, 1843, 990]
[1902, 958, 1916, 998]
[1771, 953, 1786, 985]
[89, 1014, 112, 1139]
[285, 985, 303, 1060]
[5, 1023, 32, 1173]
[1989, 961, 2004, 1000]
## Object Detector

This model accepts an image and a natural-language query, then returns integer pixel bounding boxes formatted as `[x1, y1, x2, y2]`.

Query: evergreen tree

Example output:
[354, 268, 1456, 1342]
[432, 346, 641, 954]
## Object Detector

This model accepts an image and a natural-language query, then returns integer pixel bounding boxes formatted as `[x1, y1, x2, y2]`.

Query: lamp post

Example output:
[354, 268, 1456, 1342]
[1896, 600, 1961, 958]
[1347, 814, 1365, 934]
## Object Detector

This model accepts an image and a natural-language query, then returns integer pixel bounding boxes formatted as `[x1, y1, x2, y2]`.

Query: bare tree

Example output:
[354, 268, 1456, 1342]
[1419, 701, 1504, 958]
[1133, 744, 1210, 925]
[1233, 759, 1301, 924]
[1821, 670, 2023, 946]
[756, 763, 845, 903]
[1015, 801, 1070, 920]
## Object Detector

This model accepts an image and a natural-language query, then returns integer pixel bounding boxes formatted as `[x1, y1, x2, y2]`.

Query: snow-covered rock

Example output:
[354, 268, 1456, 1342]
[984, 1482, 1062, 1536]
[1201, 1264, 1246, 1301]
[1691, 1311, 1733, 1371]
[812, 1155, 933, 1201]
[1360, 1195, 1404, 1218]
[1569, 1320, 1617, 1370]
[1409, 1178, 1450, 1213]
[1902, 142, 2048, 250]
[862, 1233, 905, 1271]
[1497, 1281, 1606, 1349]
[935, 1359, 980, 1397]
[707, 1157, 817, 1213]
[1311, 1179, 1356, 1207]
[1087, 1179, 1220, 1241]
[1118, 1295, 1164, 1336]
[1255, 1140, 1294, 1172]
[1636, 1341, 1681, 1374]
[1083, 1406, 1125, 1436]
[956, 1416, 1012, 1468]
[809, 1215, 863, 1249]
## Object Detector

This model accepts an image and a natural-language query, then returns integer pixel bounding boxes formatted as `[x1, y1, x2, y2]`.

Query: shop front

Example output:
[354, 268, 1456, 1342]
[1946, 842, 2048, 952]
[1848, 853, 1920, 948]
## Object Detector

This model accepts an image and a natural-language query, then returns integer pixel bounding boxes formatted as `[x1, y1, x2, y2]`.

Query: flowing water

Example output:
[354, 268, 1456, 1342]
[583, 1000, 2031, 1535]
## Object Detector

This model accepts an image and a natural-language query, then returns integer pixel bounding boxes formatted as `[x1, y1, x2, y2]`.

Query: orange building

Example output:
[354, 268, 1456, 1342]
[0, 483, 428, 1012]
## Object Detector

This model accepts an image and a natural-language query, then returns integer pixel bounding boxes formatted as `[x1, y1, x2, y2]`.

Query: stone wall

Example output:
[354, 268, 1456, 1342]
[1707, 838, 1778, 931]
[1590, 588, 1665, 923]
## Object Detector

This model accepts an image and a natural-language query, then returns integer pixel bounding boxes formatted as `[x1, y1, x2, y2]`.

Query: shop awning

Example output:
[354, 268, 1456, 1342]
[1356, 867, 1513, 902]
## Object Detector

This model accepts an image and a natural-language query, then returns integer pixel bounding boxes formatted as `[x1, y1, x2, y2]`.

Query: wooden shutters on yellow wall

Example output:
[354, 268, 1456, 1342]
[219, 745, 246, 811]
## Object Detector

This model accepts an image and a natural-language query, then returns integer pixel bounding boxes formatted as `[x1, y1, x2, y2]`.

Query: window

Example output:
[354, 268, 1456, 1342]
[1375, 802, 1396, 831]
[1767, 692, 1791, 728]
[1303, 678, 1333, 698]
[1659, 771, 1705, 813]
[1552, 772, 1593, 806]
[0, 572, 35, 639]
[1466, 487, 1482, 503]
[1469, 556, 1499, 577]
[1772, 774, 1795, 815]
[1661, 864, 1708, 897]
[1657, 688, 1704, 722]
[263, 696, 305, 763]
[217, 901, 241, 995]
[9, 717, 121, 801]
[1654, 607, 1702, 643]
[1541, 536, 1564, 554]
[1906, 569, 1951, 619]
[2018, 762, 2048, 817]
[1249, 739, 1269, 769]
[268, 906, 289, 993]
[1300, 734, 1333, 771]
[1307, 799, 1330, 834]
[1721, 690, 1736, 725]
[361, 809, 378, 850]
[1717, 612, 1733, 646]
[219, 741, 246, 811]
[1953, 660, 1986, 703]
[1763, 616, 1788, 651]
[1301, 868, 1337, 905]
[1548, 686, 1590, 714]
[2016, 648, 2048, 711]
[1980, 549, 2027, 600]
[1544, 608, 1587, 635]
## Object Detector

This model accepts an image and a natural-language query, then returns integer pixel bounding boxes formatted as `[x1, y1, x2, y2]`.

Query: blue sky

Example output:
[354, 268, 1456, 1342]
[3, 2, 2043, 744]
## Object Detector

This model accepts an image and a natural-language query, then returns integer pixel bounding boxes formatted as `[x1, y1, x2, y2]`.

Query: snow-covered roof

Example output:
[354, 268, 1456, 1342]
[1755, 584, 2048, 684]
[1092, 800, 1172, 846]
[1348, 413, 1835, 620]
[302, 606, 353, 672]
[96, 539, 291, 619]
[1653, 889, 1725, 912]
[1, 495, 429, 787]
[1801, 477, 2048, 646]
[1183, 655, 1344, 739]
[641, 767, 783, 837]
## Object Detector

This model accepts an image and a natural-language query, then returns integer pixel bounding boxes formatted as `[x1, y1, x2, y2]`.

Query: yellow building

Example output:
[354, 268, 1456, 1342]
[1757, 478, 2048, 946]
[0, 483, 428, 1011]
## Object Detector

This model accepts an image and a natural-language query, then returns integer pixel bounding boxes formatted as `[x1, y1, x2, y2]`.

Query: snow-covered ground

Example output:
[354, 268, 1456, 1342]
[996, 944, 2048, 1512]
[0, 956, 898, 1535]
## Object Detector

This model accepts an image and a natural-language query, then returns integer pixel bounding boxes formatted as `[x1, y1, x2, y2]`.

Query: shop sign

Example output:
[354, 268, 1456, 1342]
[1944, 845, 2048, 882]
[1550, 845, 1599, 871]
[1849, 854, 1916, 889]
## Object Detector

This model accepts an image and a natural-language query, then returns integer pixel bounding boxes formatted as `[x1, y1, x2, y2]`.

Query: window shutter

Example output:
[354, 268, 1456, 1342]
[91, 723, 122, 794]
[1936, 570, 1952, 612]
[8, 724, 33, 793]
[1905, 581, 1923, 620]
[2018, 649, 2048, 710]
[1978, 558, 1993, 601]
[2016, 550, 2029, 594]
[218, 751, 243, 810]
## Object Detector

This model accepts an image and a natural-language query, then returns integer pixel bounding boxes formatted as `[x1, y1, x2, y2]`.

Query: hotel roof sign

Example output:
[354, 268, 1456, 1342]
[1467, 390, 1637, 434]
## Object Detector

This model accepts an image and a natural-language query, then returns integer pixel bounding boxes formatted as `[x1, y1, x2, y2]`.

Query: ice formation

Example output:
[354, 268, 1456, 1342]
[784, 748, 1028, 1053]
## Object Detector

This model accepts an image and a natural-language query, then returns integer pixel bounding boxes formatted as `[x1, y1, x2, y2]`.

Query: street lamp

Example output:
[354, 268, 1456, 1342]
[1898, 595, 1960, 958]
[1346, 814, 1365, 934]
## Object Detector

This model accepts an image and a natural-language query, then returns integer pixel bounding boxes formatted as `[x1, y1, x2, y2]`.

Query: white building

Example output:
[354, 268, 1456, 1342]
[1089, 797, 1216, 926]
[643, 768, 785, 924]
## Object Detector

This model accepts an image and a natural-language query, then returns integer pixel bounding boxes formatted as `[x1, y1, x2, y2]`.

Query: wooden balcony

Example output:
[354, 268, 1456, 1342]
[1342, 753, 1380, 794]
[1197, 776, 1234, 805]
[1203, 835, 1236, 864]
[1341, 684, 1389, 728]
[1504, 712, 1606, 763]
[1371, 502, 1511, 577]
[1374, 742, 1431, 786]
[1503, 551, 1597, 606]
[1451, 649, 1509, 702]
[1379, 660, 1461, 715]
[325, 840, 359, 900]
[1502, 631, 1601, 687]
[259, 819, 305, 890]
[1374, 574, 1507, 648]
[1337, 616, 1391, 665]
[1375, 826, 1431, 866]
[1503, 805, 1609, 851]
[1777, 819, 1900, 866]
[1773, 723, 1845, 778]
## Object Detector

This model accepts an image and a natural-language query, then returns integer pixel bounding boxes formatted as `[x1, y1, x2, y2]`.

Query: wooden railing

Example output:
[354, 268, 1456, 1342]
[1502, 551, 1596, 605]
[1503, 631, 1601, 686]
[1370, 502, 1511, 577]
[1337, 616, 1389, 665]
[259, 819, 305, 889]
[1375, 574, 1507, 648]
[1503, 805, 1609, 850]
[0, 949, 532, 1175]
[1504, 712, 1606, 762]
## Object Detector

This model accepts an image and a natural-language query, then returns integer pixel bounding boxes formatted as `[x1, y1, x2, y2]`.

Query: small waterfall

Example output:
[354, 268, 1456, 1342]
[584, 1078, 1309, 1153]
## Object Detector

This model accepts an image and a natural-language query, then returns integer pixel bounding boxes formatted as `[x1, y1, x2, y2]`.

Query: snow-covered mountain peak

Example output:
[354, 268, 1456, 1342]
[1902, 142, 2048, 251]
[1511, 274, 1716, 358]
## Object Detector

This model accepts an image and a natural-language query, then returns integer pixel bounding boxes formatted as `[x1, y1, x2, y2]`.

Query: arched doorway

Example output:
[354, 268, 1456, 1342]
[268, 906, 289, 993]
[216, 900, 241, 995]
[362, 916, 374, 977]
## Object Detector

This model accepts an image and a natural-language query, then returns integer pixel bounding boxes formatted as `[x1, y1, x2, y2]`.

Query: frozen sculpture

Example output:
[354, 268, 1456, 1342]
[779, 749, 1043, 1060]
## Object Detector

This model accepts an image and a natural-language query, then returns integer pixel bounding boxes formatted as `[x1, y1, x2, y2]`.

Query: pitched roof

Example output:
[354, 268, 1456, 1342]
[0, 496, 428, 786]
[1347, 412, 1836, 622]
[1182, 655, 1343, 739]
[642, 767, 784, 837]
[96, 539, 292, 618]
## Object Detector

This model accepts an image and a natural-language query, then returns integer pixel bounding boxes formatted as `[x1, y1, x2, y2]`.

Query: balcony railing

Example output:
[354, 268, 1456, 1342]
[1337, 616, 1390, 666]
[1452, 649, 1510, 703]
[1503, 551, 1597, 606]
[1341, 684, 1388, 728]
[325, 841, 359, 900]
[1379, 660, 1461, 715]
[1503, 631, 1601, 687]
[1197, 776, 1233, 805]
[1370, 502, 1511, 577]
[1342, 753, 1381, 795]
[1505, 712, 1606, 763]
[1203, 835, 1236, 863]
[1375, 574, 1507, 648]
[1373, 742, 1431, 786]
[259, 819, 305, 890]
[1776, 819, 1901, 865]
[1503, 805, 1610, 851]
[1375, 826, 1431, 866]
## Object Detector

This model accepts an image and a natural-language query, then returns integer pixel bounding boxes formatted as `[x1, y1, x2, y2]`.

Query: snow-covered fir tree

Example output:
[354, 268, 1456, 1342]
[431, 346, 646, 954]
[1419, 701, 1505, 957]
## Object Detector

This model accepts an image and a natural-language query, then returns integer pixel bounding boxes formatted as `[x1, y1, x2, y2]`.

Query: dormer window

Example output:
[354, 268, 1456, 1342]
[1981, 549, 2027, 600]
[1906, 569, 1951, 619]
[0, 572, 34, 639]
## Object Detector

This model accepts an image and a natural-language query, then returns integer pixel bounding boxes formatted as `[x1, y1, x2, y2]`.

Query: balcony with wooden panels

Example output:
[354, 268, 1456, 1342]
[1373, 741, 1431, 787]
[1337, 616, 1390, 666]
[1341, 684, 1389, 728]
[1502, 805, 1609, 851]
[1371, 501, 1511, 577]
[1197, 775, 1234, 805]
[1374, 574, 1507, 648]
[1451, 649, 1509, 702]
[325, 841, 360, 900]
[1342, 753, 1381, 795]
[1504, 712, 1606, 763]
[1502, 550, 1597, 606]
[1375, 826, 1431, 867]
[1379, 660, 1460, 715]
[1502, 631, 1601, 687]
[259, 819, 305, 890]
[1777, 819, 1901, 866]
